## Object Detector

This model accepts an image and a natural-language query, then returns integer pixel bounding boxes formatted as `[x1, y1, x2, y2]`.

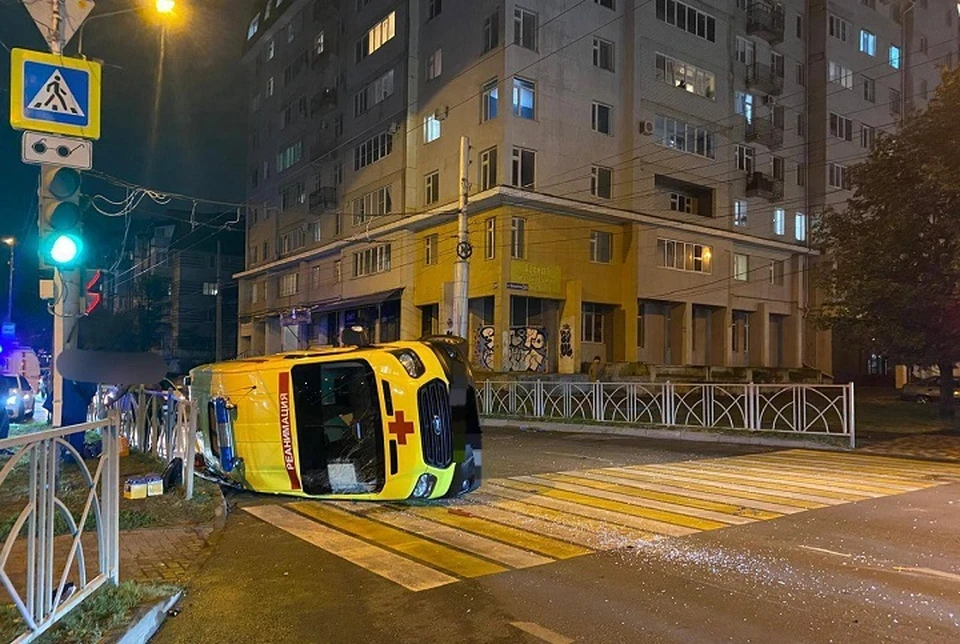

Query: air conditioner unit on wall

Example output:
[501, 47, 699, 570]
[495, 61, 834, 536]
[434, 106, 449, 121]
[639, 120, 654, 135]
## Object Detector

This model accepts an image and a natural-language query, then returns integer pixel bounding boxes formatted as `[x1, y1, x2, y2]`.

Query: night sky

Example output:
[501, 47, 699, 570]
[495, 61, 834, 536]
[0, 0, 250, 347]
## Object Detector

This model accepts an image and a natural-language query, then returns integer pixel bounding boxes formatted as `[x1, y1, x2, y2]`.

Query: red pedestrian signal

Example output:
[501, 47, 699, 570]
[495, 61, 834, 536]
[85, 269, 103, 315]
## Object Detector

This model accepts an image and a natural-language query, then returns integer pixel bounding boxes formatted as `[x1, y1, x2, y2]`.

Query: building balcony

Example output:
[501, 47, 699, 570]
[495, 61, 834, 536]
[745, 171, 784, 201]
[747, 1, 785, 44]
[309, 186, 338, 210]
[745, 62, 784, 96]
[744, 116, 783, 149]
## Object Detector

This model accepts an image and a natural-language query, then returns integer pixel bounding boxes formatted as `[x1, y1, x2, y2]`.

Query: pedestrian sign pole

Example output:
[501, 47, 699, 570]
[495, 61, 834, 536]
[7, 0, 102, 427]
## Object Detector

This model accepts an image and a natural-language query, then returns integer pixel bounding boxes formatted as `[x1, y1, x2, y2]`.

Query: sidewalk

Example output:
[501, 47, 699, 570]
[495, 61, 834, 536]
[857, 433, 960, 462]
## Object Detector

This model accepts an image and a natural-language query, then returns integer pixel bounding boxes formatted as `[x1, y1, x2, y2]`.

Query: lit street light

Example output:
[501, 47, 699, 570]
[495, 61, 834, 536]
[2, 237, 14, 324]
[77, 0, 179, 55]
[156, 0, 176, 14]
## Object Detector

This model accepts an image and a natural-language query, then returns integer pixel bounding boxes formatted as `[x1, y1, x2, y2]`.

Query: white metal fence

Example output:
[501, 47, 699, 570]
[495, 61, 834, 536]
[477, 381, 855, 446]
[0, 414, 120, 643]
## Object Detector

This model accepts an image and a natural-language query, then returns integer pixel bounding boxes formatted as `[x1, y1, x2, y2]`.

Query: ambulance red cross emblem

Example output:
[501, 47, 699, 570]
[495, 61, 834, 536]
[388, 411, 415, 445]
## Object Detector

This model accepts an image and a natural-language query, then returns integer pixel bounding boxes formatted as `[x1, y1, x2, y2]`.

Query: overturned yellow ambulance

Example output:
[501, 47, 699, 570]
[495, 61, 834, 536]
[188, 333, 481, 500]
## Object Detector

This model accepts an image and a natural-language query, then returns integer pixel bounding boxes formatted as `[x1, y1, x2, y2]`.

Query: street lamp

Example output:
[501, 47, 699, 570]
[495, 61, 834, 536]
[77, 1, 178, 55]
[2, 238, 14, 324]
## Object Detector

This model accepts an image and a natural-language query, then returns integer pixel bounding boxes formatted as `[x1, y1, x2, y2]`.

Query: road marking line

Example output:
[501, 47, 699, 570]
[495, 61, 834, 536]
[289, 502, 507, 578]
[686, 460, 919, 495]
[510, 622, 574, 644]
[243, 505, 457, 591]
[407, 505, 591, 560]
[731, 454, 942, 485]
[519, 475, 754, 526]
[781, 449, 960, 475]
[498, 478, 727, 531]
[484, 481, 696, 537]
[663, 462, 882, 498]
[356, 505, 555, 569]
[570, 470, 803, 515]
[475, 494, 659, 546]
[798, 545, 853, 558]
[447, 503, 602, 549]
[640, 464, 867, 502]
[604, 467, 825, 510]
[891, 566, 960, 583]
[544, 472, 782, 520]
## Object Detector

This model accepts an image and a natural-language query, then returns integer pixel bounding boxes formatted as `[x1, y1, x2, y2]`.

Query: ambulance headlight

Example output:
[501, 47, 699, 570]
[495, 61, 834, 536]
[6, 396, 17, 406]
[390, 349, 425, 379]
[411, 473, 437, 498]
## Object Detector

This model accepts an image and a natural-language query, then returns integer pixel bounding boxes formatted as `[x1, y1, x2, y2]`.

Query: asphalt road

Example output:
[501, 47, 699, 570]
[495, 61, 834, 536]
[155, 427, 960, 644]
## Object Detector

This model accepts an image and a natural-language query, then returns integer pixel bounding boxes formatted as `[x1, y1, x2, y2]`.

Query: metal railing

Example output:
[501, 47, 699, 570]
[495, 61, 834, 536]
[477, 381, 855, 447]
[0, 414, 120, 643]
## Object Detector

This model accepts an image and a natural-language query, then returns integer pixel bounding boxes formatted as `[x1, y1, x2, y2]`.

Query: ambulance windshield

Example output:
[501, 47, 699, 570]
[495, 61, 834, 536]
[290, 360, 385, 495]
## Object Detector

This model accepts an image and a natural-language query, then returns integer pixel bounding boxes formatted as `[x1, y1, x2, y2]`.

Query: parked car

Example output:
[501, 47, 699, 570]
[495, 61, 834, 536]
[2, 374, 35, 422]
[900, 377, 960, 403]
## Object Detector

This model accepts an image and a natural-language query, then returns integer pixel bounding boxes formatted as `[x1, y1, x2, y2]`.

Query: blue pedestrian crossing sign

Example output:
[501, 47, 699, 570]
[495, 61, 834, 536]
[9, 49, 102, 140]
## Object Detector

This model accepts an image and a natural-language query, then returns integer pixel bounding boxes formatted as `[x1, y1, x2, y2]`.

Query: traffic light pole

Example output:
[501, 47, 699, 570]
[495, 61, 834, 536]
[46, 0, 82, 427]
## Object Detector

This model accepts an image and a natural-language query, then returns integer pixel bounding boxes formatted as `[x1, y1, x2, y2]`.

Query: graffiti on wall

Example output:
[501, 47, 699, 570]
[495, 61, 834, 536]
[505, 327, 548, 372]
[559, 324, 573, 358]
[475, 325, 495, 370]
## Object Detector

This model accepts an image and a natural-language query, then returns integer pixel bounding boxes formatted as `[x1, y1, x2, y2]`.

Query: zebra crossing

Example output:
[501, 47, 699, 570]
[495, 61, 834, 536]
[244, 449, 960, 591]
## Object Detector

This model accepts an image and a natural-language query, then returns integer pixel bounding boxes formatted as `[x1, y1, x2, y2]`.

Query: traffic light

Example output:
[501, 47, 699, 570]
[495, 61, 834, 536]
[84, 269, 103, 315]
[38, 166, 84, 269]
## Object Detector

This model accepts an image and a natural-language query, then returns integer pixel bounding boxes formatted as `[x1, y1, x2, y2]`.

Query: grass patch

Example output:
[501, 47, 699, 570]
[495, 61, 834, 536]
[855, 393, 947, 436]
[0, 451, 221, 541]
[0, 581, 179, 644]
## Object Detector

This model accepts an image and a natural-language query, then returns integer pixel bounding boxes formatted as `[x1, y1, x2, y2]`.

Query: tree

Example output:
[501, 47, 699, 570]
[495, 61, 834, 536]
[815, 67, 960, 422]
[79, 275, 170, 353]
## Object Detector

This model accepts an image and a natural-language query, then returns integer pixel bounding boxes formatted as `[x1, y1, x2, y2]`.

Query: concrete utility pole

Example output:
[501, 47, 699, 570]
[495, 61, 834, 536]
[452, 136, 471, 339]
[47, 0, 82, 427]
[2, 238, 14, 323]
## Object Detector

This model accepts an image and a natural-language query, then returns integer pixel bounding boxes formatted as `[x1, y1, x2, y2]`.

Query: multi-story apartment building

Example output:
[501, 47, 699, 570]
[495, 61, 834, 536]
[237, 0, 957, 378]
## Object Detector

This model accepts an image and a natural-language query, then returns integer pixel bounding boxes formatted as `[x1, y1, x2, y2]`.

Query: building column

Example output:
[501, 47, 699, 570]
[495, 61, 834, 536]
[784, 308, 803, 369]
[264, 316, 282, 355]
[750, 303, 771, 367]
[671, 302, 693, 365]
[400, 288, 420, 341]
[494, 289, 510, 372]
[559, 280, 582, 374]
[617, 224, 639, 363]
[711, 307, 729, 367]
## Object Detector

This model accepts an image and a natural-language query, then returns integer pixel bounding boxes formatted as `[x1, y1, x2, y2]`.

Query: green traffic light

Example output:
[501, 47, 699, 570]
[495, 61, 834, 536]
[50, 235, 80, 264]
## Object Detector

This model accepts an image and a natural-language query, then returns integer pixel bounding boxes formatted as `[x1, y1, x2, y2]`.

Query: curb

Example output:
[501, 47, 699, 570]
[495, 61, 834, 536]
[482, 418, 850, 450]
[106, 590, 182, 644]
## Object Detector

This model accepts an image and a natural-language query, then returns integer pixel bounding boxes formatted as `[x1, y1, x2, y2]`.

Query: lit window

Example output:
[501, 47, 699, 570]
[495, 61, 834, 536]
[733, 253, 748, 281]
[512, 78, 535, 119]
[480, 147, 498, 191]
[795, 212, 807, 242]
[481, 79, 498, 121]
[315, 31, 325, 55]
[427, 49, 443, 80]
[424, 114, 441, 143]
[734, 199, 747, 227]
[889, 45, 901, 69]
[773, 208, 785, 236]
[859, 29, 876, 56]
[247, 14, 261, 40]
[203, 282, 218, 296]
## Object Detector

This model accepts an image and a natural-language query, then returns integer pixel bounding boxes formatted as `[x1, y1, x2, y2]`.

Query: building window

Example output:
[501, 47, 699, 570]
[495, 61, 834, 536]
[267, 76, 275, 96]
[315, 31, 325, 55]
[247, 14, 261, 40]
[772, 156, 784, 180]
[250, 245, 259, 264]
[311, 265, 322, 288]
[590, 231, 613, 263]
[352, 185, 393, 225]
[795, 212, 807, 242]
[657, 239, 712, 273]
[769, 260, 784, 285]
[354, 68, 395, 116]
[773, 208, 785, 235]
[424, 171, 440, 205]
[277, 140, 303, 173]
[796, 62, 805, 86]
[797, 163, 807, 187]
[591, 165, 612, 198]
[481, 79, 499, 121]
[889, 45, 901, 69]
[797, 113, 806, 137]
[655, 0, 716, 42]
[890, 88, 902, 115]
[592, 102, 612, 135]
[582, 303, 605, 343]
[480, 147, 498, 191]
[796, 14, 803, 38]
[861, 124, 876, 150]
[593, 38, 615, 72]
[513, 78, 535, 119]
[670, 193, 699, 214]
[829, 163, 849, 189]
[770, 51, 784, 77]
[424, 114, 442, 143]
[859, 29, 876, 56]
[735, 144, 754, 173]
[654, 115, 715, 159]
[734, 199, 747, 227]
[513, 7, 538, 51]
[828, 14, 849, 42]
[735, 37, 755, 65]
[424, 234, 438, 265]
[862, 76, 876, 103]
[482, 10, 500, 53]
[485, 218, 496, 259]
[920, 79, 929, 100]
[511, 147, 536, 189]
[280, 272, 299, 296]
[203, 282, 218, 296]
[250, 281, 260, 304]
[356, 10, 396, 62]
[920, 35, 928, 55]
[829, 112, 853, 141]
[735, 91, 754, 123]
[828, 61, 853, 89]
[428, 0, 442, 20]
[733, 253, 749, 281]
[335, 260, 342, 283]
[352, 245, 392, 278]
[287, 21, 296, 44]
[655, 53, 716, 99]
[595, 0, 615, 9]
[427, 49, 443, 80]
[510, 217, 526, 259]
[354, 131, 393, 170]
[637, 302, 645, 348]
